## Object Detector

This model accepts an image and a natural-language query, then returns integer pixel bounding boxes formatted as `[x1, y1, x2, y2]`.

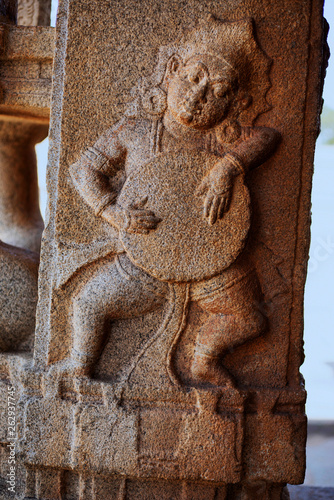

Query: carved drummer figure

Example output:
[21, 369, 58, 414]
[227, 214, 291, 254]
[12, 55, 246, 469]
[69, 17, 280, 387]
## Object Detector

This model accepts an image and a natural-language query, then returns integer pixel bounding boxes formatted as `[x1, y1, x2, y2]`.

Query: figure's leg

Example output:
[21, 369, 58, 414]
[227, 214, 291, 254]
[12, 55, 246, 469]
[70, 254, 167, 376]
[191, 270, 267, 387]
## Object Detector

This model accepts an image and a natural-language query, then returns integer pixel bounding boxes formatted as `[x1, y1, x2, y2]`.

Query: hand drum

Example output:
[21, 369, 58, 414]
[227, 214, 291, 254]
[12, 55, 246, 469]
[118, 150, 251, 282]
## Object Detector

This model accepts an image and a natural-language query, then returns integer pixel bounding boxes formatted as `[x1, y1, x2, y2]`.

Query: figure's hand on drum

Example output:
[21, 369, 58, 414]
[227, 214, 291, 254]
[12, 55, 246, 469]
[124, 197, 162, 234]
[102, 197, 161, 234]
[196, 156, 242, 225]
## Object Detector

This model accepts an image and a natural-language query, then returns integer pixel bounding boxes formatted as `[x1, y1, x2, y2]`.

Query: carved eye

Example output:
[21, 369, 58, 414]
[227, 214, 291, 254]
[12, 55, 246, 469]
[188, 68, 204, 85]
[213, 83, 227, 99]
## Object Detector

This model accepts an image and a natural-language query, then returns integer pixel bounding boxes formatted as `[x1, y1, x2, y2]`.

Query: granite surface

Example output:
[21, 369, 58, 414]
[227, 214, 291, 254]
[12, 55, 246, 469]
[0, 0, 328, 498]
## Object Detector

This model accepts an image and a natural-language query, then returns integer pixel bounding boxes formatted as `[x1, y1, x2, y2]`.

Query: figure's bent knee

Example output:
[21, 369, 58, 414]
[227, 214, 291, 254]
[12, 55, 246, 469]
[191, 352, 213, 381]
[72, 284, 102, 317]
[240, 307, 267, 340]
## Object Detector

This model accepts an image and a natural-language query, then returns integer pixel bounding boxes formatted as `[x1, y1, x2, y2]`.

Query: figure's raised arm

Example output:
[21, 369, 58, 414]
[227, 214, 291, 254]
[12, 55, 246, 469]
[70, 120, 162, 234]
[69, 122, 128, 231]
[197, 126, 281, 225]
[225, 126, 281, 174]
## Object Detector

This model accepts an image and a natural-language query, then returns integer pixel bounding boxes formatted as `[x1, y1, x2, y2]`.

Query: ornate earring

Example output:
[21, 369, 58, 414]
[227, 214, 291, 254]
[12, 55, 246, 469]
[142, 87, 167, 116]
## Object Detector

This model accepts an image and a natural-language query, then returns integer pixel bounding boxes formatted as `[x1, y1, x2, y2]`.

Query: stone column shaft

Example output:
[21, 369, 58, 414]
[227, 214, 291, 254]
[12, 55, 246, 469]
[0, 120, 47, 252]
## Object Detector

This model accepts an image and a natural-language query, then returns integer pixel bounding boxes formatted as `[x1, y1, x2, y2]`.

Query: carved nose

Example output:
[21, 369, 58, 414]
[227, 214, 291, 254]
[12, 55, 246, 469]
[185, 83, 208, 110]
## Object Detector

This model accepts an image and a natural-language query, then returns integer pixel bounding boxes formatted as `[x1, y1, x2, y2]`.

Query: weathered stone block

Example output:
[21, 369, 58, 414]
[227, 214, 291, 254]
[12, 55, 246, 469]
[0, 0, 327, 498]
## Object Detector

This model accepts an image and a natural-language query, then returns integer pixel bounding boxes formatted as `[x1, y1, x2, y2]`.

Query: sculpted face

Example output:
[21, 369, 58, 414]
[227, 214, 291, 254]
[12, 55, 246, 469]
[166, 54, 238, 130]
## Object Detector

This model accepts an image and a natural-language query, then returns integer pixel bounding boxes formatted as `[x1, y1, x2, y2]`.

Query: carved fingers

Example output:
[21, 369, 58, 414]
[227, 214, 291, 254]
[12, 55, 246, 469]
[131, 196, 149, 210]
[126, 197, 162, 234]
[128, 211, 162, 234]
[197, 163, 234, 225]
[204, 189, 232, 225]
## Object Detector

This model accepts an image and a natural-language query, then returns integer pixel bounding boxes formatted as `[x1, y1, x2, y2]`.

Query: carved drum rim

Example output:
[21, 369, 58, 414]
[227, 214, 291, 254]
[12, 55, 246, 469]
[119, 150, 251, 282]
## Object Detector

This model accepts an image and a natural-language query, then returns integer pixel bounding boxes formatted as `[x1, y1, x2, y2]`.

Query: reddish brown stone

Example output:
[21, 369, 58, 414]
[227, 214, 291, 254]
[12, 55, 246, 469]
[0, 0, 328, 498]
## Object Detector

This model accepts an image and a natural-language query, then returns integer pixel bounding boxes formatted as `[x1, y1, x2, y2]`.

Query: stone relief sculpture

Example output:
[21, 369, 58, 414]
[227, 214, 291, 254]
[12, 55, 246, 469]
[68, 16, 281, 386]
[0, 1, 326, 497]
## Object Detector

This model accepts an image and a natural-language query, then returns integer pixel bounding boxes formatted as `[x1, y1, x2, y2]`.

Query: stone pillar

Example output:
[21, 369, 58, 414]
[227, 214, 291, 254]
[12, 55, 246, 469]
[0, 0, 328, 499]
[0, 11, 54, 496]
[0, 15, 54, 352]
[0, 0, 51, 26]
[0, 121, 47, 252]
[0, 1, 52, 252]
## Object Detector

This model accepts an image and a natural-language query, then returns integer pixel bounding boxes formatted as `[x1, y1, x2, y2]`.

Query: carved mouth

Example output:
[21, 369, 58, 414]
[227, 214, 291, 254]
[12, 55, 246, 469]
[179, 103, 203, 123]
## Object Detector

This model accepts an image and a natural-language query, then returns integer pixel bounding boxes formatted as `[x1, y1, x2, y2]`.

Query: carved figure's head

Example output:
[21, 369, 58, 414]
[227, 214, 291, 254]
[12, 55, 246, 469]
[163, 16, 251, 131]
[164, 53, 239, 131]
[126, 16, 271, 132]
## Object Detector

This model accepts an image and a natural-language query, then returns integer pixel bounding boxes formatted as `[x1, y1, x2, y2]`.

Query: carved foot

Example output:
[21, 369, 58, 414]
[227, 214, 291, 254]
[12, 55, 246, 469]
[47, 359, 91, 380]
[191, 352, 236, 388]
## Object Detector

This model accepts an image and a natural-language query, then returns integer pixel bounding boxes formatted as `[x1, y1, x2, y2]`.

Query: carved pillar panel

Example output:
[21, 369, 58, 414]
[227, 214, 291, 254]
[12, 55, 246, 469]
[2, 0, 326, 498]
[0, 2, 53, 249]
[0, 0, 52, 254]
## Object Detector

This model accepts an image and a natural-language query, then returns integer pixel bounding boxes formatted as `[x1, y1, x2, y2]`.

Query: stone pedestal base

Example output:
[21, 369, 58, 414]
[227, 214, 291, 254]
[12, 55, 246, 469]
[21, 467, 290, 500]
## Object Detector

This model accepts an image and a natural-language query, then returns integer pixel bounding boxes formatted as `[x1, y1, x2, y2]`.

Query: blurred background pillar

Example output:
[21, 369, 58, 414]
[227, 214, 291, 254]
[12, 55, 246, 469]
[0, 0, 53, 252]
